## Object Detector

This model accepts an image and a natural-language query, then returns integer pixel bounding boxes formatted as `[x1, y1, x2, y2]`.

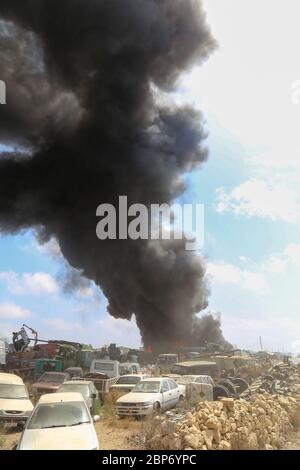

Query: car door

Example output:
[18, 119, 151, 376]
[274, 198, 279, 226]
[167, 379, 180, 406]
[160, 380, 171, 409]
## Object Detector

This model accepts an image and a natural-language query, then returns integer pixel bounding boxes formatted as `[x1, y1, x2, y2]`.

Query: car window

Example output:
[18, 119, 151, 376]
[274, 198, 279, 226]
[167, 380, 178, 390]
[161, 381, 169, 393]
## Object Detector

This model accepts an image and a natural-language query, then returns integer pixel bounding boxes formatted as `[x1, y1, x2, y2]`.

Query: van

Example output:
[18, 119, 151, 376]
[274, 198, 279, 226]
[0, 372, 33, 423]
[89, 359, 119, 378]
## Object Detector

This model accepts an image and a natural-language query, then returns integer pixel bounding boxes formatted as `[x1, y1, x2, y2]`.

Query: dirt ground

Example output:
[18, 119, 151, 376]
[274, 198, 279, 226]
[284, 430, 300, 450]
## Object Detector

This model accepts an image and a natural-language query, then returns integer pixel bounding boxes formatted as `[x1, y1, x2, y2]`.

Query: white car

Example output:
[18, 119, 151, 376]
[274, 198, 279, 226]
[109, 374, 149, 394]
[0, 373, 33, 423]
[17, 392, 100, 450]
[57, 380, 99, 412]
[116, 377, 182, 417]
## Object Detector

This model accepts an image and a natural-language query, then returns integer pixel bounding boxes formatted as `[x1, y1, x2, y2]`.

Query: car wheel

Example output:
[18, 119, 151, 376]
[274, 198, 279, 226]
[213, 384, 230, 401]
[218, 379, 237, 396]
[153, 401, 161, 413]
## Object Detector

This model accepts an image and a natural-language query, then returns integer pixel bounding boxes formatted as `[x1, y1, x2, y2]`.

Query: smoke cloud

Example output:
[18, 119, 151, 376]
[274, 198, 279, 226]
[0, 0, 229, 349]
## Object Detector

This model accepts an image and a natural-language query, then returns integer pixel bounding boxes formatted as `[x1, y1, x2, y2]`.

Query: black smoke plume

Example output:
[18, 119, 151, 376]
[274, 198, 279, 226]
[0, 0, 230, 350]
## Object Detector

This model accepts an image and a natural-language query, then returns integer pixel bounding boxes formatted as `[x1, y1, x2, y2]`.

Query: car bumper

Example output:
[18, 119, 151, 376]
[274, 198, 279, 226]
[0, 413, 31, 423]
[116, 405, 153, 416]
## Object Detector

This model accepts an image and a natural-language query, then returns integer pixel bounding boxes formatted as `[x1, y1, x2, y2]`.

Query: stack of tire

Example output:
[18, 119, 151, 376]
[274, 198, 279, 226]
[213, 377, 249, 401]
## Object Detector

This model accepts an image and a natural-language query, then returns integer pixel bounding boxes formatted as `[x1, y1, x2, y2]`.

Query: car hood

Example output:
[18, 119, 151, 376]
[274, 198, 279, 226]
[19, 423, 98, 450]
[0, 398, 33, 413]
[117, 392, 159, 403]
[32, 382, 60, 390]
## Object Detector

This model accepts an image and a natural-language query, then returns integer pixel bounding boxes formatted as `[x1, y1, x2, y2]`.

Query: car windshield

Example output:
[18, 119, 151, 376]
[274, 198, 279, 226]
[38, 373, 65, 383]
[27, 402, 90, 429]
[58, 384, 89, 398]
[133, 381, 160, 393]
[116, 376, 141, 385]
[0, 384, 28, 399]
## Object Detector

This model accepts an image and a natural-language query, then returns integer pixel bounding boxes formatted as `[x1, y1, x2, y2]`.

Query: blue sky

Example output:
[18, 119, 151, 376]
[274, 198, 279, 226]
[1, 0, 300, 353]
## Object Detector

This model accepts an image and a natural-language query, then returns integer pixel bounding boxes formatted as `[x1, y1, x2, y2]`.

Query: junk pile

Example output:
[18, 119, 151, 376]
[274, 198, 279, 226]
[144, 394, 300, 450]
[241, 363, 300, 398]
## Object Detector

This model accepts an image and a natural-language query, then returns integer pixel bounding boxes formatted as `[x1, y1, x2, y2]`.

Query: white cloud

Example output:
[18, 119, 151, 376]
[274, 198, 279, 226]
[75, 286, 94, 299]
[0, 302, 31, 319]
[216, 179, 300, 223]
[36, 237, 62, 259]
[207, 261, 267, 291]
[0, 271, 58, 295]
[96, 314, 141, 347]
[45, 318, 78, 332]
[264, 243, 300, 274]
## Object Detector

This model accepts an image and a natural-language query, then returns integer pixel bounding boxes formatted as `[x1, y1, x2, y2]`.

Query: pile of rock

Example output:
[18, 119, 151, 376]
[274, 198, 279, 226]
[145, 394, 299, 450]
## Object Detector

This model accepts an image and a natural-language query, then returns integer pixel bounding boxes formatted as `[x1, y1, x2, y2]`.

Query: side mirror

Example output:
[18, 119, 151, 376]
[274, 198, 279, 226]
[93, 415, 100, 423]
[92, 393, 97, 399]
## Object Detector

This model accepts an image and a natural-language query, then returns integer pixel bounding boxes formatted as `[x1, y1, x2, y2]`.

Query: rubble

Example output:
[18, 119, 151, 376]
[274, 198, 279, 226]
[144, 393, 300, 450]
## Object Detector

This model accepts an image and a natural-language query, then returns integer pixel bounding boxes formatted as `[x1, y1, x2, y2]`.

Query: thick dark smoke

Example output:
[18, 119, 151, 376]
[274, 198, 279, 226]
[0, 0, 230, 350]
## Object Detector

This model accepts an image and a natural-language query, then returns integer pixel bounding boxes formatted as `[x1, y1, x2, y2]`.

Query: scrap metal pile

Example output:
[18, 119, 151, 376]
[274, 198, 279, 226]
[240, 363, 300, 398]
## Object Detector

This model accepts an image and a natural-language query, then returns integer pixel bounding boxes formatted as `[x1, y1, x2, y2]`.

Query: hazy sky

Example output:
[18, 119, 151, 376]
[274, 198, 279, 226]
[1, 0, 300, 353]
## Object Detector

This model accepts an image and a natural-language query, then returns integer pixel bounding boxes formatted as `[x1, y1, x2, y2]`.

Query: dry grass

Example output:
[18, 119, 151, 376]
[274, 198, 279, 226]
[0, 434, 6, 449]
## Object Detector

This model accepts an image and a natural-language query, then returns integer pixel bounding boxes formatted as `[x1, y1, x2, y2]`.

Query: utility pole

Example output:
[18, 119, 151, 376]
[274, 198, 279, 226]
[259, 336, 263, 351]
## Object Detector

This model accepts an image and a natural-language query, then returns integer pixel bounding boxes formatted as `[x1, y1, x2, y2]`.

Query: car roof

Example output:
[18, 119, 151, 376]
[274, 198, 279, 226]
[0, 372, 24, 385]
[65, 367, 82, 371]
[174, 361, 217, 367]
[141, 377, 172, 382]
[60, 380, 92, 385]
[38, 392, 85, 404]
[118, 374, 144, 378]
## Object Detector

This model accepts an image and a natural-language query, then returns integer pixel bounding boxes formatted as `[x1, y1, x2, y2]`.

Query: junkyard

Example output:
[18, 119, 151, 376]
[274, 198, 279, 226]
[0, 0, 300, 458]
[1, 327, 299, 450]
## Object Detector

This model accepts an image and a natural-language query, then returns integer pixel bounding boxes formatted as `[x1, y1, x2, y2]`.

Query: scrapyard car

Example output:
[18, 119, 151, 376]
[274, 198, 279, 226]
[32, 372, 70, 395]
[57, 380, 99, 412]
[0, 373, 33, 423]
[109, 374, 149, 395]
[17, 392, 100, 450]
[64, 367, 84, 379]
[116, 377, 182, 417]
